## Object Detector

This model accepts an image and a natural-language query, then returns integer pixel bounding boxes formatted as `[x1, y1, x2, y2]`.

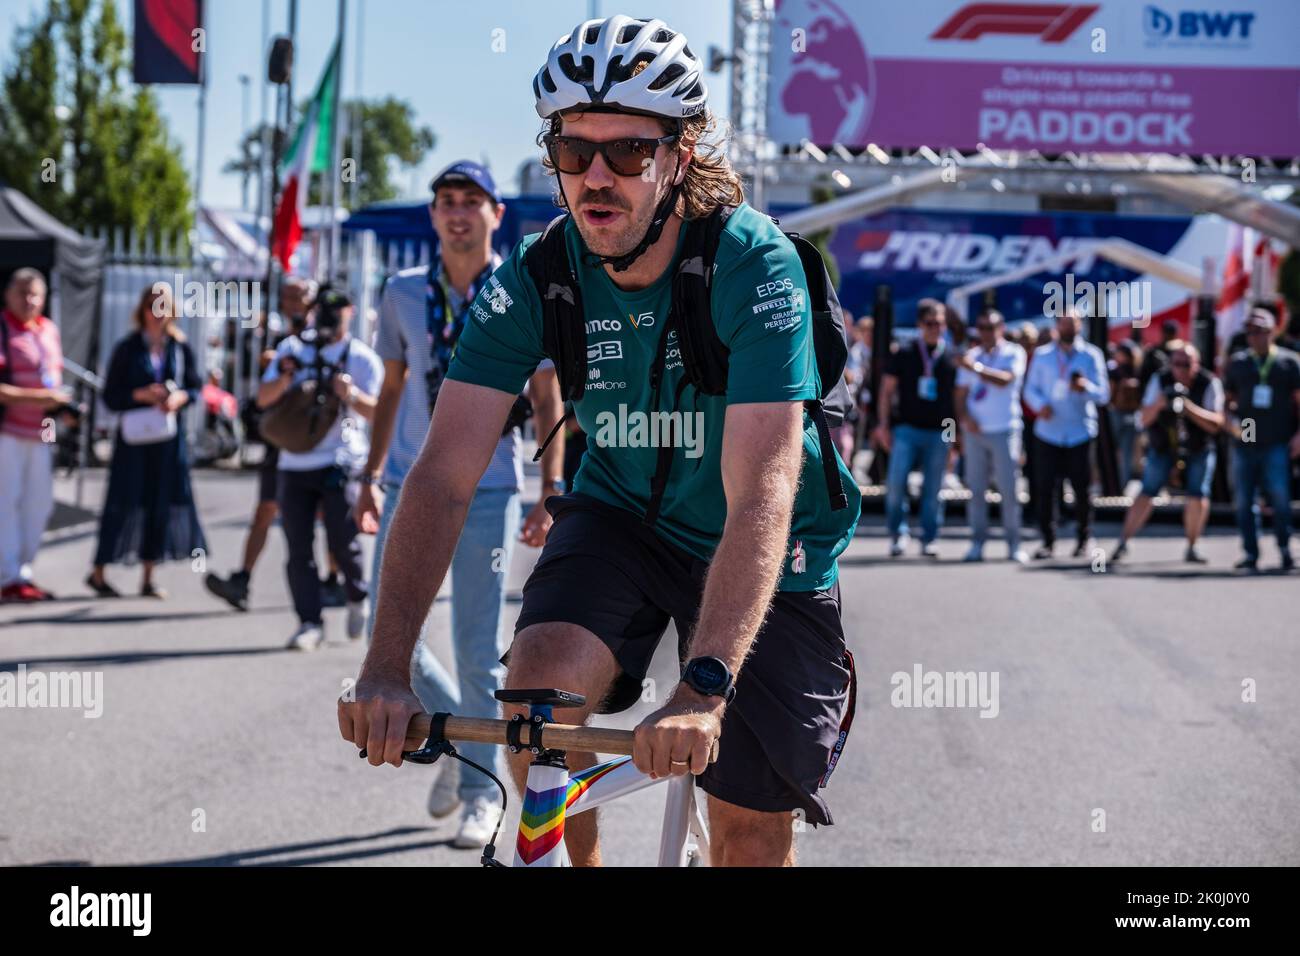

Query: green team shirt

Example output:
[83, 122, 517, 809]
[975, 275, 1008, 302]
[448, 202, 861, 591]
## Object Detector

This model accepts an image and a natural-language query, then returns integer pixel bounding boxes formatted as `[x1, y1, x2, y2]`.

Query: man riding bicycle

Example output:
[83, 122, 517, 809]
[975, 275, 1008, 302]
[339, 13, 861, 867]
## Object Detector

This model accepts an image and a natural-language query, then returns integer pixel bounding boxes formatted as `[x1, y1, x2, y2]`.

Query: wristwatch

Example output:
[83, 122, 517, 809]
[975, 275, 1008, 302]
[548, 478, 566, 495]
[681, 656, 736, 704]
[360, 473, 383, 487]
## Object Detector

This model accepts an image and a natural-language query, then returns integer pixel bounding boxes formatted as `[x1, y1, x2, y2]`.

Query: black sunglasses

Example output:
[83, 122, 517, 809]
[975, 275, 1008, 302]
[543, 134, 679, 177]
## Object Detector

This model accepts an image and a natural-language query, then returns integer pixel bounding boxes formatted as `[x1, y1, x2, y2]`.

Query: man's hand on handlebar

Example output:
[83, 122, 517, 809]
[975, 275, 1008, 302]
[632, 688, 723, 779]
[338, 672, 426, 767]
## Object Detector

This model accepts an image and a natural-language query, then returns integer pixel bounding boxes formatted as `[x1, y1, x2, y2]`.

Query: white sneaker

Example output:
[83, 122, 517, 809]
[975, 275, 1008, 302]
[1009, 548, 1029, 565]
[426, 761, 462, 819]
[286, 622, 323, 651]
[346, 598, 368, 640]
[963, 544, 984, 562]
[920, 541, 939, 559]
[889, 533, 911, 558]
[454, 796, 502, 849]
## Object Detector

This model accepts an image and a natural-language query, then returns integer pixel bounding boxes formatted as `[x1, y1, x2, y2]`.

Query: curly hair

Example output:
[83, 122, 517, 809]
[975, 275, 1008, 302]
[537, 107, 745, 221]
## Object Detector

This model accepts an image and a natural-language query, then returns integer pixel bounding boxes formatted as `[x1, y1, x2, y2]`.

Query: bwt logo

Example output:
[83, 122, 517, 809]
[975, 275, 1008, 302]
[931, 2, 1098, 42]
[1143, 5, 1255, 39]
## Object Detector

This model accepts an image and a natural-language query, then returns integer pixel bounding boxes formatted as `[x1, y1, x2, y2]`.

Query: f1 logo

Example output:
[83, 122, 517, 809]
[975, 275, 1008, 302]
[931, 3, 1099, 42]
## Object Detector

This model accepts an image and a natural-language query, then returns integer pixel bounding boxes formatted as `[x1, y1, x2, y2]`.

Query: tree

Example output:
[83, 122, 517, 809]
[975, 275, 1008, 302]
[224, 97, 435, 211]
[0, 0, 192, 236]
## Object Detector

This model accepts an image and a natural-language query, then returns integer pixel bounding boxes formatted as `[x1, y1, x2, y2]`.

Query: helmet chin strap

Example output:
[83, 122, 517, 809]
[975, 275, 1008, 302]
[561, 153, 683, 274]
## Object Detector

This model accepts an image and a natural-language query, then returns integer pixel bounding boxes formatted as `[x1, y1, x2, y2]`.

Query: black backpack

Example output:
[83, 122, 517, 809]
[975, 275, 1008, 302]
[524, 203, 852, 527]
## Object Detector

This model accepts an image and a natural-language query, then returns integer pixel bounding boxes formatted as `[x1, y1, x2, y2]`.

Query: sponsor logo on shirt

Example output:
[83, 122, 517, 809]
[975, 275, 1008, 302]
[587, 340, 623, 363]
[627, 311, 655, 329]
[763, 309, 802, 332]
[752, 297, 789, 314]
[486, 277, 513, 314]
[664, 329, 682, 371]
[586, 366, 627, 390]
[586, 318, 622, 333]
[756, 278, 795, 298]
[471, 302, 492, 324]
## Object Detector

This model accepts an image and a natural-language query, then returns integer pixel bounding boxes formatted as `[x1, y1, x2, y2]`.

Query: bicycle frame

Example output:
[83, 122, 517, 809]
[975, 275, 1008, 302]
[515, 755, 711, 867]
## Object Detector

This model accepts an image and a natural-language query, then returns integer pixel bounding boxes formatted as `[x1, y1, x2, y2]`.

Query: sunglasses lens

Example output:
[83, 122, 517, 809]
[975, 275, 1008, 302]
[605, 139, 655, 176]
[549, 138, 592, 174]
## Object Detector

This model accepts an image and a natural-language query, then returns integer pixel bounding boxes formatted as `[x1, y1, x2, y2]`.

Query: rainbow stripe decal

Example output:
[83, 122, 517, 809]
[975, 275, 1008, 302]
[515, 759, 628, 865]
[565, 758, 627, 808]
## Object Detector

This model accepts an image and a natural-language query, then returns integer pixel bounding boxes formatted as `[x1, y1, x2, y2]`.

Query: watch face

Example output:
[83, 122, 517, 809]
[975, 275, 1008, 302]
[691, 658, 727, 693]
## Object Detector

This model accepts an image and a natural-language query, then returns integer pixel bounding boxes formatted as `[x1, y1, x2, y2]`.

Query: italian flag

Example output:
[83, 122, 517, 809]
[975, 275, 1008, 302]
[272, 41, 340, 269]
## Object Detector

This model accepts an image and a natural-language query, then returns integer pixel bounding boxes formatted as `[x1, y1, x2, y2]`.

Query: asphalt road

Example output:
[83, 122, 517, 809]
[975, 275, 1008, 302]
[2, 467, 1297, 866]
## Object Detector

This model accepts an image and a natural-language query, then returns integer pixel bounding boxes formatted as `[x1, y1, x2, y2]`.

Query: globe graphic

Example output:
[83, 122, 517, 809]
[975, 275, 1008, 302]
[775, 0, 873, 145]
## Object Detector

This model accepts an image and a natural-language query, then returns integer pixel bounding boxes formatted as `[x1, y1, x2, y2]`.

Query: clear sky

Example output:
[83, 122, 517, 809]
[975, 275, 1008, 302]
[0, 0, 735, 211]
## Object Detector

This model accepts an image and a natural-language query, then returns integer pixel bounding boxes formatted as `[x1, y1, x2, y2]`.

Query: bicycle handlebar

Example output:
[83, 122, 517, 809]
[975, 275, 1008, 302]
[409, 713, 639, 756]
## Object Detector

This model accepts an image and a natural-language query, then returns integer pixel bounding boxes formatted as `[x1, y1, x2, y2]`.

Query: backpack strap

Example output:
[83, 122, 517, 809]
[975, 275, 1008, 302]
[671, 205, 735, 397]
[525, 215, 587, 402]
[526, 215, 584, 463]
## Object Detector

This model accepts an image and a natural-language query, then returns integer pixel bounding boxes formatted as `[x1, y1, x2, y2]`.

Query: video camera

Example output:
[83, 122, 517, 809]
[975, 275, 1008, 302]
[1164, 381, 1189, 416]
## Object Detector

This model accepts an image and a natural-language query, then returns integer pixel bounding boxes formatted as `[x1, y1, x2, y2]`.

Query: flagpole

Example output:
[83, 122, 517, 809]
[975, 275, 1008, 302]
[327, 0, 348, 281]
[194, 21, 208, 221]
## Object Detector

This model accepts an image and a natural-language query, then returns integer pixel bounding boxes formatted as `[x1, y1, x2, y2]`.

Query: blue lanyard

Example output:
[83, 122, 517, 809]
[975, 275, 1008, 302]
[426, 261, 494, 375]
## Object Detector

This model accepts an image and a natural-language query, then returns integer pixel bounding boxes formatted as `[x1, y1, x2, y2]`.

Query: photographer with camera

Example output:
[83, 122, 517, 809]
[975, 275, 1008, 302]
[207, 277, 317, 612]
[0, 268, 73, 603]
[350, 162, 564, 847]
[1111, 342, 1224, 564]
[257, 287, 383, 650]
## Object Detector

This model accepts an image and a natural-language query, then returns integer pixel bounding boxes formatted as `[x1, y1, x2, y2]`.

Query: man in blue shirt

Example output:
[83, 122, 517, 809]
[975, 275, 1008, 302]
[1023, 309, 1110, 558]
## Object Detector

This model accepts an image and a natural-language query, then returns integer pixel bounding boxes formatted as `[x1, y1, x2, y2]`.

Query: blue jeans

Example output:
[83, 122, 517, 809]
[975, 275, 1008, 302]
[885, 424, 948, 543]
[1141, 448, 1216, 500]
[371, 483, 521, 800]
[1232, 443, 1292, 561]
[1109, 409, 1140, 488]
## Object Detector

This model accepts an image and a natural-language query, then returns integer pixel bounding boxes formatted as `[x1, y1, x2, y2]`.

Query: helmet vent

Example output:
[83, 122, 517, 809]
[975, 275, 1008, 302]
[617, 23, 643, 44]
[649, 63, 686, 91]
[584, 24, 601, 44]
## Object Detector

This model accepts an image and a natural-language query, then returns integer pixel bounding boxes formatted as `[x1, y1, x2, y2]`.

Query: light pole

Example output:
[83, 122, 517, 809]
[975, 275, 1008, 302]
[239, 74, 251, 211]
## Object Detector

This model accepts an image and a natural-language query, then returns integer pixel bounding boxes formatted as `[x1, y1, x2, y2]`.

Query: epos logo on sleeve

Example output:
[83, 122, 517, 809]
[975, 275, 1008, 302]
[930, 3, 1098, 42]
[756, 278, 795, 298]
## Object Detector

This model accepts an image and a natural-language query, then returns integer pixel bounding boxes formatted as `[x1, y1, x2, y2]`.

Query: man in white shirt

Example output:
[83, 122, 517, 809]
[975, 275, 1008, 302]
[955, 310, 1028, 563]
[258, 288, 384, 650]
[1112, 342, 1224, 564]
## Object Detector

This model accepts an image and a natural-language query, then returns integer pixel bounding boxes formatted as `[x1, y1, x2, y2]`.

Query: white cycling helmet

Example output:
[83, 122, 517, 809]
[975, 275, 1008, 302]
[533, 15, 708, 121]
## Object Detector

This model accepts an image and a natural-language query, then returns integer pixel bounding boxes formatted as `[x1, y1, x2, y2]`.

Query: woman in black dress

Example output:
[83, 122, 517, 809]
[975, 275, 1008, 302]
[87, 284, 207, 598]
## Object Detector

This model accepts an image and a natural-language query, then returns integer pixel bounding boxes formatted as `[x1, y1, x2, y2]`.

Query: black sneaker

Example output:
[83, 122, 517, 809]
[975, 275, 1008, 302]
[320, 574, 347, 608]
[1112, 541, 1129, 562]
[1032, 544, 1054, 560]
[1234, 556, 1259, 572]
[205, 571, 250, 611]
[1184, 546, 1207, 565]
[1282, 552, 1295, 573]
[1073, 538, 1094, 559]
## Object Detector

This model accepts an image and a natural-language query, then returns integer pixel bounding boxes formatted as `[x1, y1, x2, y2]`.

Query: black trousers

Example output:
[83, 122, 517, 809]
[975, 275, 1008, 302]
[1034, 437, 1094, 547]
[277, 466, 366, 625]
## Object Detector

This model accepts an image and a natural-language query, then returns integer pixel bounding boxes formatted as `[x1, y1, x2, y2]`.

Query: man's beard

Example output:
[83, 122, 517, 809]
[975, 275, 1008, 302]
[574, 188, 648, 258]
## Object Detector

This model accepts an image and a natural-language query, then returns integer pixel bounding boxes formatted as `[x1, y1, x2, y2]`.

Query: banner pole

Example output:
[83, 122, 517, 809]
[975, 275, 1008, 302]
[327, 0, 348, 280]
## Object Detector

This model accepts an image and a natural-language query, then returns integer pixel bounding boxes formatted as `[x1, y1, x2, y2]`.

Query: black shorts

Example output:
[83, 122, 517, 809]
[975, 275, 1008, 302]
[257, 447, 280, 504]
[512, 494, 857, 826]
